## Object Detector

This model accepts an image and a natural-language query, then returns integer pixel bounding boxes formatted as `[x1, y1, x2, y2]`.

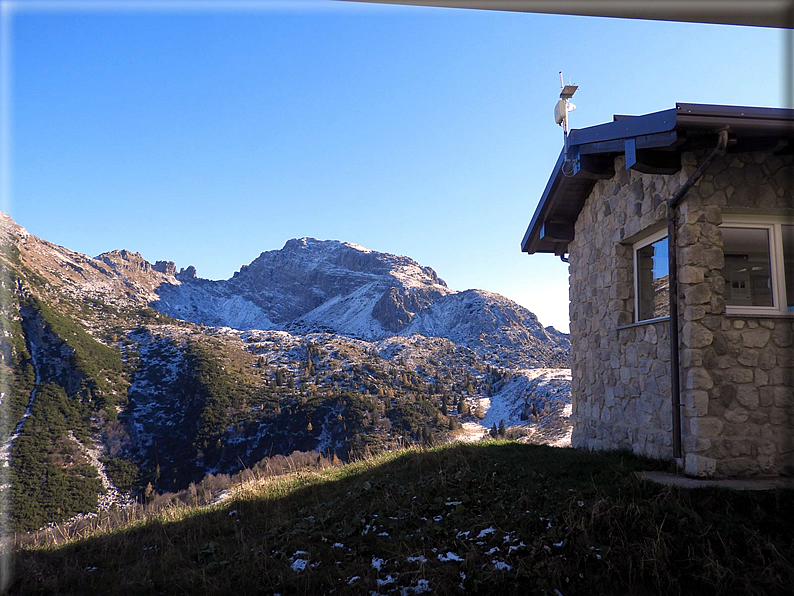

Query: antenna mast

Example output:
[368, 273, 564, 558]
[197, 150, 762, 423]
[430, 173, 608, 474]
[553, 71, 578, 159]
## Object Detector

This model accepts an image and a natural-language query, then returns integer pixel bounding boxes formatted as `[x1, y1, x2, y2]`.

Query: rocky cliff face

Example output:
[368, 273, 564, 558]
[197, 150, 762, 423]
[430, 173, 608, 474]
[227, 237, 451, 328]
[148, 237, 567, 366]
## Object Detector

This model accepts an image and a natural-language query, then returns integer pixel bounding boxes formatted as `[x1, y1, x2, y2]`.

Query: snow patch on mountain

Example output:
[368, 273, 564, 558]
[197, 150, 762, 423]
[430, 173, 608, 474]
[154, 282, 275, 331]
[480, 368, 571, 429]
[293, 282, 387, 339]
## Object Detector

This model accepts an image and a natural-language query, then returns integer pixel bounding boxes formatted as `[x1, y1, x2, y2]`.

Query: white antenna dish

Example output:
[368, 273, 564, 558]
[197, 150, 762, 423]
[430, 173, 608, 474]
[554, 72, 579, 176]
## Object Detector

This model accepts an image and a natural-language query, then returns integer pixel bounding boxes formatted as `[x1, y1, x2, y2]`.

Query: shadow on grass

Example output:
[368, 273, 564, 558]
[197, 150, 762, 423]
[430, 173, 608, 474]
[9, 442, 794, 595]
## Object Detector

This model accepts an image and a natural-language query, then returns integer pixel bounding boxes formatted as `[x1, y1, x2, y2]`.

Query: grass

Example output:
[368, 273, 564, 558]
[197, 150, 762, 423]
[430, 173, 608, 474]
[8, 442, 794, 595]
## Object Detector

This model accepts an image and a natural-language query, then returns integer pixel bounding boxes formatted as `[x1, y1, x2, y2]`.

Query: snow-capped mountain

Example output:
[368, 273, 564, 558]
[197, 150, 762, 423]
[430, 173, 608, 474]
[153, 236, 452, 337]
[150, 237, 567, 367]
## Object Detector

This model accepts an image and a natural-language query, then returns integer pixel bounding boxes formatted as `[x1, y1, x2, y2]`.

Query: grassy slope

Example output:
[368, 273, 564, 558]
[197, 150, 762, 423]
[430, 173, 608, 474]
[10, 442, 794, 596]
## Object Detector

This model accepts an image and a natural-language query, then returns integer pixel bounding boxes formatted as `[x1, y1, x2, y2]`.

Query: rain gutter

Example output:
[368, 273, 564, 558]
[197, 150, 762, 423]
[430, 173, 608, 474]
[666, 129, 729, 463]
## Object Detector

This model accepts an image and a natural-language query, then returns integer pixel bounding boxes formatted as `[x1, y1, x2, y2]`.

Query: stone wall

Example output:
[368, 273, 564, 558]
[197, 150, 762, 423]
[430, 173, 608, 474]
[568, 150, 794, 477]
[676, 151, 794, 477]
[568, 156, 686, 460]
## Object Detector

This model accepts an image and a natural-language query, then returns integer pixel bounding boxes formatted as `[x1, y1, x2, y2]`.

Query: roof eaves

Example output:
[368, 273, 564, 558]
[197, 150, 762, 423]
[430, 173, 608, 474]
[521, 149, 565, 254]
[521, 103, 794, 256]
[521, 109, 678, 255]
[567, 107, 678, 147]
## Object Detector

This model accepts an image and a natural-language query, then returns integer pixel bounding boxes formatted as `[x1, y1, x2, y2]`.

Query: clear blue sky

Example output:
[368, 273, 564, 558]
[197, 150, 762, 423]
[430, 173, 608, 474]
[2, 1, 787, 332]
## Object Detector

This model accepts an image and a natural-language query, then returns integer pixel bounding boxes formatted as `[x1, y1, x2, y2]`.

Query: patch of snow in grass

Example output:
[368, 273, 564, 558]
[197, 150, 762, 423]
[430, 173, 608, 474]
[477, 526, 495, 538]
[377, 574, 396, 587]
[437, 552, 463, 562]
[400, 579, 431, 595]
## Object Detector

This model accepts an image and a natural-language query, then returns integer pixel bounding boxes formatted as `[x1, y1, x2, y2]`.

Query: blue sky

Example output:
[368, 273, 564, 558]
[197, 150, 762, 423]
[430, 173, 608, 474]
[2, 1, 787, 332]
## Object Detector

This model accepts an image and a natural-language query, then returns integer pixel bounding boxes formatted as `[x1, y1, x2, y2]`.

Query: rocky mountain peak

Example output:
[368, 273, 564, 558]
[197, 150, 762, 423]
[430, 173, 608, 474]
[96, 249, 153, 274]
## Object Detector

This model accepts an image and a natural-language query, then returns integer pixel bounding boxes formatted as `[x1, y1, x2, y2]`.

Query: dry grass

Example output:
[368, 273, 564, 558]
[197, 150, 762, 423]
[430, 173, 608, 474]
[8, 442, 794, 595]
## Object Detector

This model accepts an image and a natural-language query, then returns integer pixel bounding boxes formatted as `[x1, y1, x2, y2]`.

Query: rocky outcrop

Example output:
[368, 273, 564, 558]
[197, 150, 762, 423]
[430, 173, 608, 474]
[404, 289, 570, 368]
[177, 265, 197, 281]
[96, 250, 152, 274]
[153, 260, 177, 276]
[372, 286, 441, 333]
[0, 210, 569, 371]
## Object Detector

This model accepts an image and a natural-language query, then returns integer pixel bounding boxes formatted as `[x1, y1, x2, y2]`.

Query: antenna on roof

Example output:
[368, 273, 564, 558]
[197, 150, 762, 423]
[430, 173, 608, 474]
[554, 71, 578, 175]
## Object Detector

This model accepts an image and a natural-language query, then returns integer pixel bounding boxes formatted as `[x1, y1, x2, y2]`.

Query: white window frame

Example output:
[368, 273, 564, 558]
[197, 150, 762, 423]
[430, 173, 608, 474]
[632, 228, 670, 323]
[721, 215, 794, 316]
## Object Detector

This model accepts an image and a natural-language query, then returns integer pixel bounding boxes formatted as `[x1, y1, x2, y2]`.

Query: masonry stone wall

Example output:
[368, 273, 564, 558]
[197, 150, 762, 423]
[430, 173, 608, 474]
[568, 150, 794, 477]
[677, 151, 794, 477]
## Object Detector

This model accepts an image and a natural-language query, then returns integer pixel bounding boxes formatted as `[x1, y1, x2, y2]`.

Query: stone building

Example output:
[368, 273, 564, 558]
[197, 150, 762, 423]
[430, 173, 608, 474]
[522, 104, 793, 477]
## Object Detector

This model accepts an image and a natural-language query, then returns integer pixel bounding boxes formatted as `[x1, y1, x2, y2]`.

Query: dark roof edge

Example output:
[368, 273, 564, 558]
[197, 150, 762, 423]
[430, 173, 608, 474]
[521, 149, 565, 253]
[567, 107, 677, 147]
[676, 103, 794, 120]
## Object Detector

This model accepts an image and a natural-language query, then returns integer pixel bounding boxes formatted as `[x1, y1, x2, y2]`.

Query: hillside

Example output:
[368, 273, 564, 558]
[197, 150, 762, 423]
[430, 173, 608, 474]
[0, 211, 571, 532]
[10, 442, 794, 595]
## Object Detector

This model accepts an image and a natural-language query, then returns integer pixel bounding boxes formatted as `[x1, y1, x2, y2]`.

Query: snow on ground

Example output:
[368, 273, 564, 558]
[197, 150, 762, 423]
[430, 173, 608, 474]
[544, 403, 574, 447]
[480, 368, 570, 428]
[68, 432, 135, 512]
[454, 368, 572, 447]
[456, 422, 489, 443]
[0, 339, 43, 480]
[296, 281, 386, 339]
[155, 283, 275, 331]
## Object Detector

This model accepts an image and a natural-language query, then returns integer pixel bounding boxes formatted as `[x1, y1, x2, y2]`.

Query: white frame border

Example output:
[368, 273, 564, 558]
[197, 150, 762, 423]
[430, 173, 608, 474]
[721, 214, 794, 316]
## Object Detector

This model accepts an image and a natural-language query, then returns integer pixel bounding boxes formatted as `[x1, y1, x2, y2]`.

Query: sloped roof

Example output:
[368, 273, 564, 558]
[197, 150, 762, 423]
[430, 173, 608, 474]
[521, 103, 794, 256]
[342, 1, 793, 30]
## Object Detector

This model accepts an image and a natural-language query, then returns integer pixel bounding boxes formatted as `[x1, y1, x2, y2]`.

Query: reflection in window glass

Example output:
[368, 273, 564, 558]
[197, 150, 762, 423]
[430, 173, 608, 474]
[636, 236, 669, 321]
[722, 227, 773, 307]
[783, 225, 793, 311]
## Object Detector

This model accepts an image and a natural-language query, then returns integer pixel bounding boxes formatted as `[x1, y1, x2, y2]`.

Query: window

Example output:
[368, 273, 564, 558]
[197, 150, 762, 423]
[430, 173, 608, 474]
[721, 216, 794, 315]
[633, 230, 670, 322]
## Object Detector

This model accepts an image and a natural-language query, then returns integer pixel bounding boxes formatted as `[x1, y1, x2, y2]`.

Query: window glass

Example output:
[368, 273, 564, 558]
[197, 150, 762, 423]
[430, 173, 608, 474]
[722, 227, 773, 307]
[636, 236, 669, 321]
[783, 225, 794, 311]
